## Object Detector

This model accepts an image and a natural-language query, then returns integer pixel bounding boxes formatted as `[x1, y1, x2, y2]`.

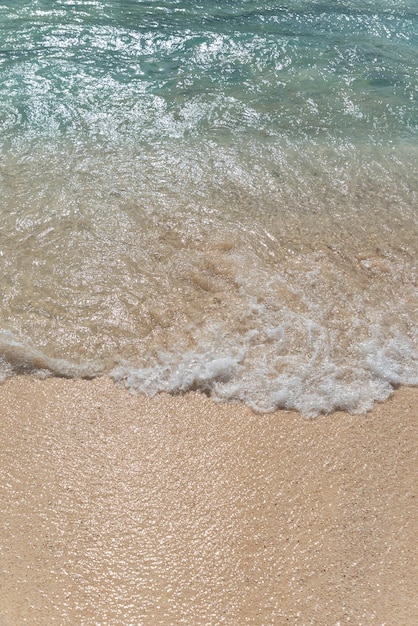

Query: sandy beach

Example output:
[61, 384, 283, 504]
[0, 376, 417, 625]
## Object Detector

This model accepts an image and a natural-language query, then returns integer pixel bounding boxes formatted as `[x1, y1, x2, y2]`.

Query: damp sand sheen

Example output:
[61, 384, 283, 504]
[0, 380, 417, 624]
[0, 1, 417, 624]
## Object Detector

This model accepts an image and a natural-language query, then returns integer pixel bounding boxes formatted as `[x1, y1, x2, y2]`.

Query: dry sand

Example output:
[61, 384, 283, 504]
[0, 376, 417, 625]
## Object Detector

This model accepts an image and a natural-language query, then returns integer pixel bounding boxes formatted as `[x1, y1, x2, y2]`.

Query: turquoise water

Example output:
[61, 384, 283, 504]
[0, 1, 417, 415]
[1, 1, 417, 144]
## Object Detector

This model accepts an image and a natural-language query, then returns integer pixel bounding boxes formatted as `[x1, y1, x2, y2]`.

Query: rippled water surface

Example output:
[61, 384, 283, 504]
[0, 0, 417, 415]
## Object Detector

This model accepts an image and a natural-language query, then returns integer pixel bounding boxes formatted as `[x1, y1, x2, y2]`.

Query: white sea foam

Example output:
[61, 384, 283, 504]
[111, 351, 244, 396]
[108, 319, 418, 418]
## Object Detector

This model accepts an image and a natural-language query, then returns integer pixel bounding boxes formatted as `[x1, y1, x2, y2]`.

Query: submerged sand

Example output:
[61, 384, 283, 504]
[0, 377, 417, 625]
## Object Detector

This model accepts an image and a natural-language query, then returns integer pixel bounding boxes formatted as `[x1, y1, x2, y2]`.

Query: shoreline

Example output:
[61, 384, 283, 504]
[0, 376, 417, 624]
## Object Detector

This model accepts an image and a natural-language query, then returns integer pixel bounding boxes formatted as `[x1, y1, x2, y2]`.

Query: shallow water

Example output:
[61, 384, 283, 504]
[0, 0, 417, 415]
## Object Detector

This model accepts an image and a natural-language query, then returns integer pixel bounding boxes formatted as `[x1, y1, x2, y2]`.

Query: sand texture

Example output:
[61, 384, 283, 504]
[0, 377, 417, 625]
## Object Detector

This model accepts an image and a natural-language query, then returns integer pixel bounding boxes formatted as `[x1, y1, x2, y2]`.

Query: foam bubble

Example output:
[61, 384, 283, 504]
[107, 315, 418, 418]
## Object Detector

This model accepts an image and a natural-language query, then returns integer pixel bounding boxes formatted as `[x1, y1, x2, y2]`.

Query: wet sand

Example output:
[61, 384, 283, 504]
[0, 377, 417, 625]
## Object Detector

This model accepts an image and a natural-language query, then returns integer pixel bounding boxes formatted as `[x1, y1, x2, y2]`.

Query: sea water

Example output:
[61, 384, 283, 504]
[0, 0, 417, 416]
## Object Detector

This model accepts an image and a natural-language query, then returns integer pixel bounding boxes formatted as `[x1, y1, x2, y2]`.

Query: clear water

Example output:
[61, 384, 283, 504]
[0, 0, 417, 416]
